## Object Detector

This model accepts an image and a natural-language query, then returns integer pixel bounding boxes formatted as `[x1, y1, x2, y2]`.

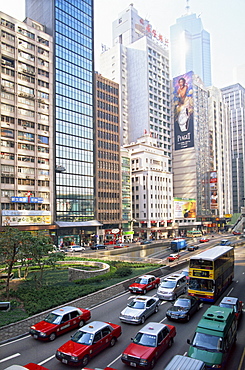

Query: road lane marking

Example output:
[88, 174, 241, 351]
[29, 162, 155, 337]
[107, 353, 122, 367]
[0, 353, 21, 363]
[38, 354, 55, 366]
[90, 291, 130, 310]
[0, 335, 31, 347]
[227, 287, 234, 296]
[160, 317, 167, 322]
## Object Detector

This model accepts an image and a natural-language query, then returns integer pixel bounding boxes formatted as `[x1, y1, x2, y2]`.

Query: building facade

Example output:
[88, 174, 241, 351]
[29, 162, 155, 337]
[26, 0, 98, 246]
[0, 12, 54, 231]
[170, 8, 212, 87]
[221, 83, 245, 214]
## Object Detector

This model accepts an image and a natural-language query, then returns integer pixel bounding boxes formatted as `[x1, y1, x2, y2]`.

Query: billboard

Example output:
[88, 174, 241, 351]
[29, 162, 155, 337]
[173, 71, 194, 150]
[174, 198, 196, 219]
[210, 171, 218, 209]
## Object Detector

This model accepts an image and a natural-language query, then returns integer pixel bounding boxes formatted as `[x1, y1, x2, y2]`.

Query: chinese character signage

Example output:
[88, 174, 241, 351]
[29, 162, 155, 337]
[2, 210, 51, 226]
[173, 71, 194, 150]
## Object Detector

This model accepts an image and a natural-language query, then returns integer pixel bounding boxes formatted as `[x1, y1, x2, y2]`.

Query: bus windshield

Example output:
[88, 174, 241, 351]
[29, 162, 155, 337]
[189, 278, 214, 292]
[189, 259, 213, 269]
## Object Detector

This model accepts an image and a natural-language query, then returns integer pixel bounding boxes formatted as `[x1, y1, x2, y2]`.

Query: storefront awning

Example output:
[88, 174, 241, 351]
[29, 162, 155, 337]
[55, 220, 102, 228]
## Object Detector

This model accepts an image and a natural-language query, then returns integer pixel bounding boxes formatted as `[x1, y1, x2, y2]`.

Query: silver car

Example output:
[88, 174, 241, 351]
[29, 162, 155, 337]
[157, 274, 187, 300]
[119, 296, 160, 324]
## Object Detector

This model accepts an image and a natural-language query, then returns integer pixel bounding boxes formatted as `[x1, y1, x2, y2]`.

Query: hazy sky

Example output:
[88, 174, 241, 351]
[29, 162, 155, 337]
[1, 0, 245, 88]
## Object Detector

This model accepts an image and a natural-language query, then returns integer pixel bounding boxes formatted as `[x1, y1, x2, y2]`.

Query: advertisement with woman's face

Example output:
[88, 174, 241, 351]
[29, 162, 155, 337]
[173, 71, 194, 150]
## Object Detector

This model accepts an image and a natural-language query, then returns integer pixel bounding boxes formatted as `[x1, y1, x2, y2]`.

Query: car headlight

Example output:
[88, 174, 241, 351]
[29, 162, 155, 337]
[139, 359, 148, 365]
[122, 354, 128, 360]
[56, 351, 61, 356]
[40, 332, 47, 337]
[71, 356, 79, 362]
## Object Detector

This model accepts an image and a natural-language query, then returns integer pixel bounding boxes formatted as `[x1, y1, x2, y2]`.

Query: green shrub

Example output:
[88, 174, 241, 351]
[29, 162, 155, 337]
[114, 266, 132, 277]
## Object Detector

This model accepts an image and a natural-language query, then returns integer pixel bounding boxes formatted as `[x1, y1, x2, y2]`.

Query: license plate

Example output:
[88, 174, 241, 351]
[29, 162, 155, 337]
[62, 359, 68, 364]
[34, 335, 38, 339]
[130, 362, 136, 367]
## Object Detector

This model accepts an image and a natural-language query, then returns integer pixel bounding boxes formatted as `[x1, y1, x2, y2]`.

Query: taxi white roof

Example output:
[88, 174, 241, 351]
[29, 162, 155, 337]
[79, 321, 110, 333]
[139, 322, 167, 335]
[51, 306, 80, 315]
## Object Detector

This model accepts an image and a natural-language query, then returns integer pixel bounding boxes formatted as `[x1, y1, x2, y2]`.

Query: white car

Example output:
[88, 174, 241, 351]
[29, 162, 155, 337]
[67, 245, 85, 252]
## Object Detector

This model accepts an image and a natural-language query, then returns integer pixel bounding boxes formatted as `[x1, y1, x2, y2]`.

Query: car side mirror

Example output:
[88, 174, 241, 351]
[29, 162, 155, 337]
[187, 339, 191, 344]
[131, 337, 134, 341]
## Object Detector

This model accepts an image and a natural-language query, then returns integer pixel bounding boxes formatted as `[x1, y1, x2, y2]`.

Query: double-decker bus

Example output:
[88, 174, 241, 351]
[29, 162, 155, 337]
[186, 230, 202, 238]
[188, 246, 234, 302]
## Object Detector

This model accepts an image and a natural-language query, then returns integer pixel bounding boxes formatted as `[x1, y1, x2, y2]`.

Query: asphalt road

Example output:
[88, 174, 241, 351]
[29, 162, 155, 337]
[0, 243, 244, 370]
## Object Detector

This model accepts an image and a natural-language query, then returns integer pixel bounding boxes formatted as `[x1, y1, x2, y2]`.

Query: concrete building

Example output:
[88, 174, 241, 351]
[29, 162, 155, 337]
[0, 12, 54, 232]
[125, 134, 174, 240]
[94, 72, 121, 243]
[170, 4, 212, 87]
[172, 72, 210, 233]
[207, 86, 233, 226]
[26, 0, 99, 246]
[221, 83, 245, 214]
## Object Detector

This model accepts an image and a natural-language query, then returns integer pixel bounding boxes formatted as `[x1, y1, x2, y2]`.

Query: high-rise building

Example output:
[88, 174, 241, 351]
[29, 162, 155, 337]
[170, 5, 212, 87]
[221, 83, 245, 214]
[94, 72, 121, 243]
[207, 86, 233, 221]
[26, 0, 98, 246]
[172, 72, 210, 233]
[0, 12, 54, 231]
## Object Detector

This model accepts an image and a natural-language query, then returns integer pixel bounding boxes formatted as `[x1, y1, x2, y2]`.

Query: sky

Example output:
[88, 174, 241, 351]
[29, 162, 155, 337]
[1, 0, 245, 88]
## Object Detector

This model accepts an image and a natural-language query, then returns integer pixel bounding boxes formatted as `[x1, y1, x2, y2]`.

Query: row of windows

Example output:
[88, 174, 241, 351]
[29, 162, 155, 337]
[97, 110, 119, 123]
[1, 177, 50, 186]
[98, 213, 120, 220]
[98, 140, 119, 152]
[98, 171, 119, 180]
[1, 203, 50, 211]
[132, 185, 172, 192]
[98, 192, 119, 199]
[98, 130, 118, 142]
[97, 90, 118, 104]
[132, 202, 171, 209]
[133, 212, 172, 219]
[98, 161, 119, 171]
[97, 101, 118, 114]
[98, 181, 119, 190]
[97, 120, 119, 133]
[1, 189, 49, 198]
[1, 129, 49, 145]
[97, 81, 118, 95]
[133, 175, 171, 182]
[98, 202, 120, 210]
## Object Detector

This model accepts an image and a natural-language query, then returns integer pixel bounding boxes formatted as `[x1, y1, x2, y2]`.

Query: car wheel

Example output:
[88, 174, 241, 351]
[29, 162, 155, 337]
[141, 316, 145, 324]
[110, 337, 117, 347]
[49, 332, 56, 341]
[155, 283, 159, 289]
[81, 355, 89, 367]
[172, 294, 177, 301]
[168, 338, 173, 348]
[78, 319, 85, 328]
[150, 358, 155, 369]
[143, 289, 147, 295]
[155, 305, 159, 313]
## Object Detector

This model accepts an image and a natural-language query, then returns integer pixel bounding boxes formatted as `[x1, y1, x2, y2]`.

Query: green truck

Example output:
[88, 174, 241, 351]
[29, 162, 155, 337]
[187, 305, 237, 369]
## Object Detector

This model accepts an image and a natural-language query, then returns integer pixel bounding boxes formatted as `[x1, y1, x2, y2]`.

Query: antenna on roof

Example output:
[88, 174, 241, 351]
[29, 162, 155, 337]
[186, 0, 191, 14]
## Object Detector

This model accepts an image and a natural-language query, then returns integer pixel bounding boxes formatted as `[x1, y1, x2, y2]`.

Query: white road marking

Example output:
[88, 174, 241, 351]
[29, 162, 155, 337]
[107, 353, 122, 367]
[160, 317, 167, 322]
[0, 335, 31, 347]
[0, 353, 21, 363]
[227, 287, 234, 296]
[38, 354, 55, 366]
[90, 291, 130, 310]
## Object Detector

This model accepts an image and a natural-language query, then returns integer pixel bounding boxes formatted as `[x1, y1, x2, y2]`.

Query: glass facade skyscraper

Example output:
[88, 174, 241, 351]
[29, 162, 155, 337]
[26, 0, 94, 224]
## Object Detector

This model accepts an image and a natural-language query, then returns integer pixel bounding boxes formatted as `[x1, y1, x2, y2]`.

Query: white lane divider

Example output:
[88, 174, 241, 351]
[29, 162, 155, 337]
[0, 353, 21, 363]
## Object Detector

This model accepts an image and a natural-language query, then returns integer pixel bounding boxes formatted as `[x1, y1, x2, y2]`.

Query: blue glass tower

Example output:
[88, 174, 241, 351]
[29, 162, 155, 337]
[170, 11, 212, 87]
[25, 0, 94, 226]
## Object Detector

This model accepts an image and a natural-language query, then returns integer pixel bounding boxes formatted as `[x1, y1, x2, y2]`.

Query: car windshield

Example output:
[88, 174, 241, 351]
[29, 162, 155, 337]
[44, 313, 62, 325]
[133, 332, 156, 347]
[128, 301, 145, 309]
[192, 332, 223, 352]
[220, 302, 236, 312]
[161, 280, 176, 289]
[71, 330, 94, 345]
[135, 278, 148, 284]
[174, 298, 190, 308]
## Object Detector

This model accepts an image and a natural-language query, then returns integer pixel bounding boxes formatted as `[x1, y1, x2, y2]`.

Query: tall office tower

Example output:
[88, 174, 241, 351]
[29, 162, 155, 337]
[100, 4, 171, 165]
[170, 5, 212, 87]
[172, 72, 210, 234]
[0, 12, 54, 231]
[26, 0, 96, 246]
[207, 86, 233, 222]
[125, 135, 173, 240]
[221, 84, 245, 214]
[94, 72, 122, 243]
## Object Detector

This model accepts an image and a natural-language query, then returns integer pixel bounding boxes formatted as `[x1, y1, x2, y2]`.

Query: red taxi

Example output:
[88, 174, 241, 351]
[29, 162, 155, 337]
[167, 253, 180, 262]
[199, 237, 210, 243]
[129, 275, 160, 294]
[30, 306, 91, 341]
[56, 320, 122, 366]
[4, 364, 49, 370]
[121, 322, 176, 369]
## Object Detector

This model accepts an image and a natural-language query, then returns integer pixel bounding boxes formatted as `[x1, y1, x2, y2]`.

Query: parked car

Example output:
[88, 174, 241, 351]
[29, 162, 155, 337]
[119, 296, 160, 324]
[113, 243, 129, 248]
[167, 253, 180, 262]
[67, 245, 85, 253]
[4, 365, 50, 370]
[90, 244, 107, 250]
[140, 240, 152, 245]
[129, 275, 160, 294]
[30, 306, 91, 341]
[199, 237, 210, 243]
[187, 244, 199, 251]
[219, 296, 243, 321]
[121, 322, 176, 368]
[56, 320, 122, 366]
[166, 295, 202, 322]
[157, 274, 187, 300]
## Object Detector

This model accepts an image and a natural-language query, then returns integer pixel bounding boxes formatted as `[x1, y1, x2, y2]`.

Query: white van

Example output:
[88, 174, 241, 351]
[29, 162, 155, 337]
[164, 355, 206, 370]
[157, 274, 187, 300]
